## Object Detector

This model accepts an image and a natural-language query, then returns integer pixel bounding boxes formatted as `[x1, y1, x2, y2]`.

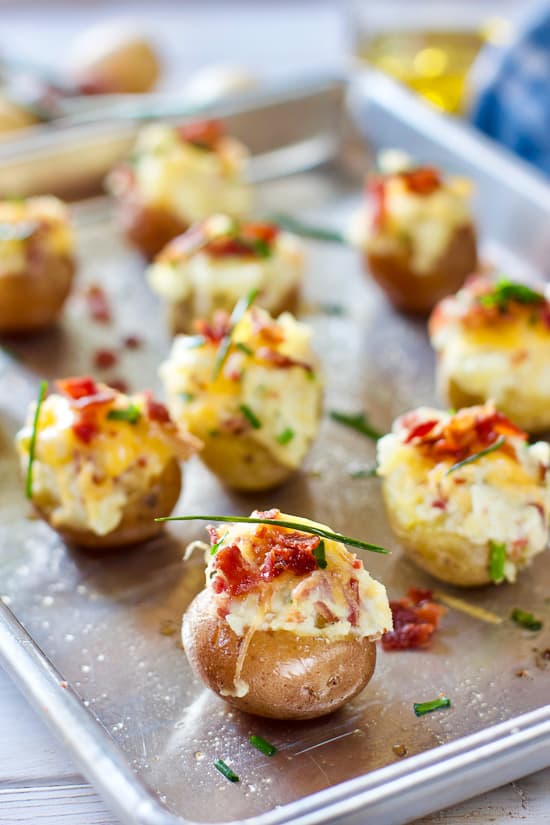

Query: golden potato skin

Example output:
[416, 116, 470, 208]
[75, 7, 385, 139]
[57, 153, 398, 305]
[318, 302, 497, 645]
[0, 256, 75, 334]
[183, 589, 377, 719]
[36, 456, 182, 550]
[199, 431, 297, 492]
[382, 482, 494, 587]
[117, 197, 189, 260]
[167, 284, 300, 336]
[365, 223, 477, 315]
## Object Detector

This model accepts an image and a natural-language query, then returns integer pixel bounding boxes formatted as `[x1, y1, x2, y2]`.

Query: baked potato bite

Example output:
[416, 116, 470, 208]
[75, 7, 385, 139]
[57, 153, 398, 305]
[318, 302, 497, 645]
[350, 164, 477, 314]
[377, 403, 550, 587]
[0, 196, 75, 333]
[182, 509, 391, 719]
[430, 275, 550, 432]
[107, 120, 251, 259]
[16, 377, 200, 549]
[147, 214, 303, 334]
[160, 304, 323, 491]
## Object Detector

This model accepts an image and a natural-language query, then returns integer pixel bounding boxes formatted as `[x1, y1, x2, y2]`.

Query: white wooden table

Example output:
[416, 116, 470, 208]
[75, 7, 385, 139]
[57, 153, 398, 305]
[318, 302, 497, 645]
[1, 1, 549, 822]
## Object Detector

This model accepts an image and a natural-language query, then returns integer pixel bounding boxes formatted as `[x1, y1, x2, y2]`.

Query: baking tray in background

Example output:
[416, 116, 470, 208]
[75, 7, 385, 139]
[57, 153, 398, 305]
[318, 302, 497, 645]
[0, 75, 550, 825]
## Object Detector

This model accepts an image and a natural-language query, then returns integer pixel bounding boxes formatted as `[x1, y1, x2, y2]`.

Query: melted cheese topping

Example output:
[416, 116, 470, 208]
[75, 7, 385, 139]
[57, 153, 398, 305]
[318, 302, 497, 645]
[0, 196, 74, 277]
[377, 407, 550, 581]
[160, 308, 322, 469]
[127, 124, 251, 222]
[15, 390, 195, 536]
[206, 513, 392, 640]
[147, 215, 303, 313]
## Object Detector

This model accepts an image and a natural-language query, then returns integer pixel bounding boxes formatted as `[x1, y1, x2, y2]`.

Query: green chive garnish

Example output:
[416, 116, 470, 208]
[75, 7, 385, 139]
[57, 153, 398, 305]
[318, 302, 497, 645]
[210, 532, 228, 555]
[489, 541, 506, 584]
[213, 288, 258, 379]
[25, 380, 48, 500]
[106, 404, 141, 425]
[179, 392, 196, 402]
[250, 238, 272, 258]
[213, 759, 239, 782]
[276, 427, 294, 445]
[446, 437, 505, 475]
[479, 279, 545, 310]
[155, 515, 389, 555]
[349, 465, 378, 479]
[235, 342, 253, 356]
[329, 411, 383, 441]
[239, 404, 261, 429]
[312, 539, 327, 569]
[318, 303, 347, 317]
[413, 697, 451, 717]
[249, 735, 277, 756]
[272, 213, 346, 244]
[511, 608, 543, 631]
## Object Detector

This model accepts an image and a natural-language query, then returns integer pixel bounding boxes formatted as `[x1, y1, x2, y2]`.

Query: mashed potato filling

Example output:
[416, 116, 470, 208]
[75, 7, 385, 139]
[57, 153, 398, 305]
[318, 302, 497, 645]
[0, 196, 74, 277]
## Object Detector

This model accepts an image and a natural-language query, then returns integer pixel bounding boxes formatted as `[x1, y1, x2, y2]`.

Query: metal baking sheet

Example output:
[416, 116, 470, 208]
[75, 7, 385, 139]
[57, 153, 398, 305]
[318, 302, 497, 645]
[1, 76, 550, 825]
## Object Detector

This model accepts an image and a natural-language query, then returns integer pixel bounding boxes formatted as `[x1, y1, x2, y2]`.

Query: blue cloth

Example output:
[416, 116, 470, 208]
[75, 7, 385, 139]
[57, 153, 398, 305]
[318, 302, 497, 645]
[470, 2, 550, 175]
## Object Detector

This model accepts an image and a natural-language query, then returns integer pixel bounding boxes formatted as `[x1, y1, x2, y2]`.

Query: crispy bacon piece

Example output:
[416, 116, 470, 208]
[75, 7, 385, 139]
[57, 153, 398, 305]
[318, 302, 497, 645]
[404, 419, 438, 443]
[93, 349, 118, 370]
[382, 588, 445, 651]
[175, 119, 224, 150]
[84, 284, 111, 324]
[250, 309, 285, 344]
[400, 167, 442, 195]
[194, 311, 231, 344]
[253, 508, 280, 520]
[56, 377, 99, 400]
[368, 177, 387, 231]
[57, 376, 117, 444]
[145, 396, 171, 423]
[213, 544, 259, 597]
[256, 346, 313, 373]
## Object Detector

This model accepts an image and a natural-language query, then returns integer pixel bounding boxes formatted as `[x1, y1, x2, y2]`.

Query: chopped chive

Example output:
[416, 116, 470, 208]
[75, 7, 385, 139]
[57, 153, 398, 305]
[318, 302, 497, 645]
[239, 404, 261, 429]
[213, 759, 239, 782]
[479, 279, 545, 310]
[271, 213, 346, 244]
[329, 411, 383, 441]
[106, 403, 141, 425]
[446, 437, 505, 475]
[155, 515, 389, 555]
[511, 608, 543, 631]
[349, 465, 378, 479]
[413, 697, 451, 717]
[213, 289, 258, 379]
[318, 303, 347, 317]
[312, 539, 327, 569]
[250, 238, 272, 258]
[210, 532, 228, 555]
[179, 392, 196, 402]
[489, 541, 506, 584]
[25, 380, 48, 500]
[276, 427, 294, 445]
[235, 342, 253, 356]
[250, 735, 277, 756]
[182, 335, 206, 349]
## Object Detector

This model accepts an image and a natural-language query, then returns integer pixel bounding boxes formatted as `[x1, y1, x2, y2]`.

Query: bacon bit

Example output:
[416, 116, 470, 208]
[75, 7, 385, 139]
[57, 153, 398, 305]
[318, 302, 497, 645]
[346, 578, 360, 626]
[137, 456, 148, 468]
[529, 501, 546, 524]
[400, 167, 442, 195]
[56, 376, 117, 443]
[404, 419, 438, 443]
[123, 335, 142, 350]
[432, 499, 447, 510]
[108, 378, 129, 393]
[207, 525, 221, 545]
[253, 508, 280, 520]
[241, 222, 279, 245]
[72, 419, 97, 444]
[368, 177, 387, 231]
[213, 544, 259, 597]
[145, 396, 171, 424]
[175, 119, 224, 150]
[56, 376, 99, 400]
[315, 600, 338, 625]
[382, 588, 445, 651]
[60, 681, 68, 689]
[256, 346, 313, 373]
[250, 309, 285, 344]
[259, 531, 319, 581]
[194, 311, 231, 344]
[84, 284, 111, 324]
[352, 558, 362, 569]
[93, 349, 118, 370]
[220, 415, 249, 435]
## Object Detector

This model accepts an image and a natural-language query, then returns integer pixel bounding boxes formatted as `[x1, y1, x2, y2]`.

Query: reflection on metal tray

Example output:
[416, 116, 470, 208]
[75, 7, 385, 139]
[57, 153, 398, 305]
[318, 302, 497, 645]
[0, 74, 550, 825]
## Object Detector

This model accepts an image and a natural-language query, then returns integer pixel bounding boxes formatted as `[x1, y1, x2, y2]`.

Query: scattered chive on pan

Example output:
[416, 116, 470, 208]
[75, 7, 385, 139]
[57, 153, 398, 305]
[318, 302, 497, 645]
[249, 735, 277, 757]
[329, 411, 383, 441]
[271, 213, 347, 244]
[106, 403, 141, 424]
[213, 759, 239, 782]
[239, 404, 261, 429]
[446, 437, 505, 476]
[511, 608, 543, 631]
[213, 288, 258, 378]
[413, 697, 451, 717]
[155, 515, 389, 555]
[349, 465, 378, 479]
[489, 540, 506, 584]
[25, 380, 48, 500]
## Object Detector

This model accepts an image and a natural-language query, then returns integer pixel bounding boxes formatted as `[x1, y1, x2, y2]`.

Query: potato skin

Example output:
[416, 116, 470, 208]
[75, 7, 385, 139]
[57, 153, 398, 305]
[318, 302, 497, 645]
[0, 256, 75, 334]
[36, 456, 182, 550]
[117, 196, 189, 260]
[183, 588, 377, 719]
[382, 481, 494, 587]
[365, 223, 477, 315]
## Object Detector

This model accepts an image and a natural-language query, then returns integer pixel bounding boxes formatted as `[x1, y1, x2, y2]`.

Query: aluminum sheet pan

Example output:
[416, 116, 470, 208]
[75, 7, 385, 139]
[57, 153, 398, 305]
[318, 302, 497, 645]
[0, 76, 550, 825]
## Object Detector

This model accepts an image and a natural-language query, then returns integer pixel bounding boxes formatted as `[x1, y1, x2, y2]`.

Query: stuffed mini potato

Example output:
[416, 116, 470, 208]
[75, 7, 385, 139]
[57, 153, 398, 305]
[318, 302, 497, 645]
[377, 403, 550, 587]
[107, 120, 251, 259]
[430, 275, 550, 432]
[147, 214, 303, 334]
[183, 509, 392, 719]
[0, 196, 75, 333]
[350, 162, 477, 314]
[160, 304, 323, 491]
[16, 377, 200, 548]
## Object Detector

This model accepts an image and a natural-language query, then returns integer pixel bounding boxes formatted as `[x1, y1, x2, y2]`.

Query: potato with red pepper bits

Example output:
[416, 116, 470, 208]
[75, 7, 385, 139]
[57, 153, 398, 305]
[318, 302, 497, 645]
[376, 403, 550, 587]
[106, 120, 251, 259]
[182, 509, 392, 720]
[350, 159, 477, 314]
[15, 377, 201, 549]
[429, 275, 550, 433]
[147, 214, 304, 335]
[0, 196, 75, 333]
[160, 305, 323, 492]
